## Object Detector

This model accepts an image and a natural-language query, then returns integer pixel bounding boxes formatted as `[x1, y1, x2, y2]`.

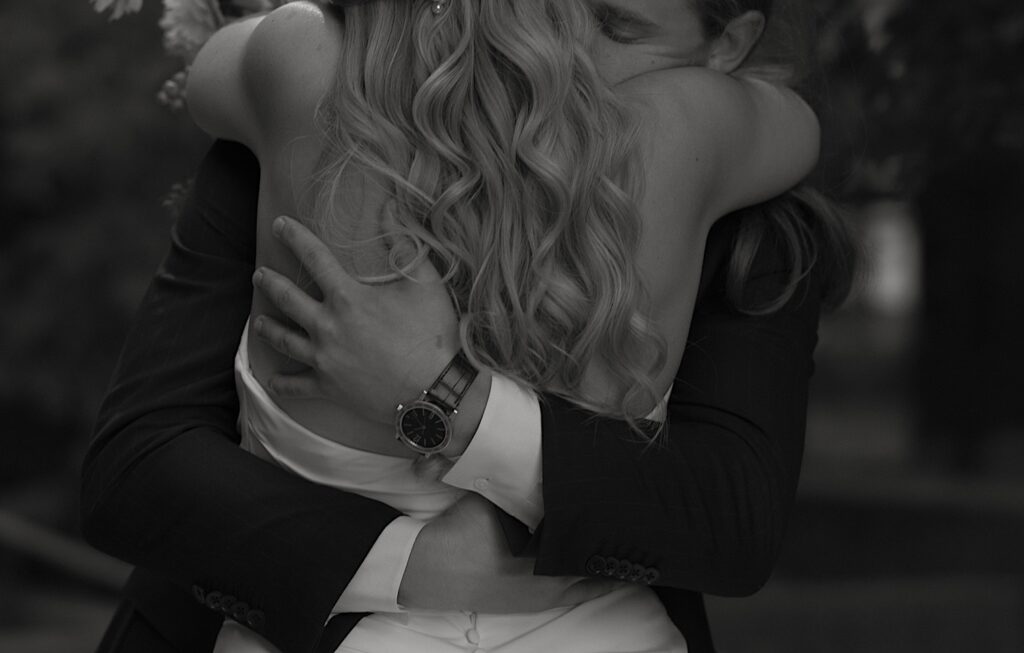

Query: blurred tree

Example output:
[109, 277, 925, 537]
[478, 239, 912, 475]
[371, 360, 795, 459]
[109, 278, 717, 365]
[832, 0, 1024, 470]
[0, 0, 209, 490]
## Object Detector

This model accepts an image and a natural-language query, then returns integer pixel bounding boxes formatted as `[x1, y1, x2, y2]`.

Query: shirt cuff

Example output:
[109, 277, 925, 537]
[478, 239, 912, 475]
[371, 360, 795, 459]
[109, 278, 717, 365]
[332, 516, 426, 615]
[442, 374, 543, 531]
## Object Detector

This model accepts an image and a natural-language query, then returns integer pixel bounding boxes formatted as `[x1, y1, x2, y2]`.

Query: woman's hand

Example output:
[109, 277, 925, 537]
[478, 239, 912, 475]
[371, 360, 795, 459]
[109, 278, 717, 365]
[251, 216, 460, 425]
[400, 494, 625, 613]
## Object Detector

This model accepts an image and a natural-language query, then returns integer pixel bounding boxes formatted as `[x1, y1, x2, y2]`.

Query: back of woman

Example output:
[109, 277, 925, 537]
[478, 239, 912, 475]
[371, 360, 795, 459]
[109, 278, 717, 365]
[192, 0, 661, 457]
[189, 0, 818, 450]
[186, 1, 819, 651]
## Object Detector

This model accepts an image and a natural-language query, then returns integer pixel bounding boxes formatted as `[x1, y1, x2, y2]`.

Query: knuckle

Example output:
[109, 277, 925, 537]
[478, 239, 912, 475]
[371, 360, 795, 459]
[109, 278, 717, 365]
[314, 314, 335, 338]
[277, 288, 292, 309]
[330, 285, 351, 306]
[312, 350, 329, 371]
[276, 334, 290, 355]
[274, 379, 293, 396]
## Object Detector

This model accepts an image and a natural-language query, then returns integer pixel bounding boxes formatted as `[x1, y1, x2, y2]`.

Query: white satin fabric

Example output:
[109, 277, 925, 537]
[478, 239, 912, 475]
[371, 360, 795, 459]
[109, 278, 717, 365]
[214, 323, 686, 653]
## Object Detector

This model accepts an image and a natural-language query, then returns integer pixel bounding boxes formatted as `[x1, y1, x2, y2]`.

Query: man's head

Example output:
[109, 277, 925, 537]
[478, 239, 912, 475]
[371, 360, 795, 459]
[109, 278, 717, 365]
[588, 0, 774, 83]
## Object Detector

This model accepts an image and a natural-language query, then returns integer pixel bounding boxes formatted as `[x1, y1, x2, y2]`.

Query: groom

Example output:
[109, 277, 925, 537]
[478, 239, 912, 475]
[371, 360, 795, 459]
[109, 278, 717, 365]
[84, 4, 823, 653]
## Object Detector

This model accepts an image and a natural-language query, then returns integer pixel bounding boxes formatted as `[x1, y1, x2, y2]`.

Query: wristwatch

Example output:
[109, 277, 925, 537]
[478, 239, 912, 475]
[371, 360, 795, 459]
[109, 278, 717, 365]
[395, 351, 478, 455]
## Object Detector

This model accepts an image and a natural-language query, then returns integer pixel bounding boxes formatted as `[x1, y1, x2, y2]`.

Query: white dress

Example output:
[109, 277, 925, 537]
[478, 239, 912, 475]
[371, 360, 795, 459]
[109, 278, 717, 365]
[215, 323, 687, 653]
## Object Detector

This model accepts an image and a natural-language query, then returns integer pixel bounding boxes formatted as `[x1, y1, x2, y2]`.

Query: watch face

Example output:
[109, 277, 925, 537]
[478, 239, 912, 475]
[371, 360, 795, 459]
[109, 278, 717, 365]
[398, 403, 450, 452]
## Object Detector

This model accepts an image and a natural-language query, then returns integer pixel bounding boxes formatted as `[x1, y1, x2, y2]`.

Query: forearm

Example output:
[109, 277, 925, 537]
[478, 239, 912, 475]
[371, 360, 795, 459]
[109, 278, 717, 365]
[81, 141, 404, 653]
[527, 218, 822, 596]
[444, 371, 492, 458]
[534, 395, 802, 596]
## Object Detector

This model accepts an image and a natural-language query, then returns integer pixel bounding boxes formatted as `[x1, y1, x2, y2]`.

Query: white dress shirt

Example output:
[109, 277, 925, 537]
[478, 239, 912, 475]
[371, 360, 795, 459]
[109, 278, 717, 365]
[333, 374, 543, 614]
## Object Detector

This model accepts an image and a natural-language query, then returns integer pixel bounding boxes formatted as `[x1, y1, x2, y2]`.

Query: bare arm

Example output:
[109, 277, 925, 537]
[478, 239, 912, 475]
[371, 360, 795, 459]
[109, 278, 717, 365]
[186, 15, 265, 149]
[579, 67, 820, 408]
[621, 67, 820, 222]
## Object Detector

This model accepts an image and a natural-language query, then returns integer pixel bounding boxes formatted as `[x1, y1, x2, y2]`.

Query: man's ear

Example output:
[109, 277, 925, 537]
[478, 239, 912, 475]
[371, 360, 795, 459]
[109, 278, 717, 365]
[706, 10, 766, 73]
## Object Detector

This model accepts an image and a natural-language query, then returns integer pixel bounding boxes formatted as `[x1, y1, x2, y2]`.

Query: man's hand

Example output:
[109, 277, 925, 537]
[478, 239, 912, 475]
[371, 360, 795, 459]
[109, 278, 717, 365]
[399, 494, 624, 613]
[251, 216, 461, 425]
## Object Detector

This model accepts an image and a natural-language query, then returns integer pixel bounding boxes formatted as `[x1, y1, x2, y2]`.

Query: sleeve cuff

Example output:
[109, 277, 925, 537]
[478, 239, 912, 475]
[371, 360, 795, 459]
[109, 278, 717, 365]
[443, 374, 544, 531]
[332, 516, 426, 615]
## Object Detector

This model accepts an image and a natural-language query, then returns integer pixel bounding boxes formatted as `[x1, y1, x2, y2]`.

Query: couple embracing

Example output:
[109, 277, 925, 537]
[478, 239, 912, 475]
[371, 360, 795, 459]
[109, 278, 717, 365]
[84, 1, 854, 652]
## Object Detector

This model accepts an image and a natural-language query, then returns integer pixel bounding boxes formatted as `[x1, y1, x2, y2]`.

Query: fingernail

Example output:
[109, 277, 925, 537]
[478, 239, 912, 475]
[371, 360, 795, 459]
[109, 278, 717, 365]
[273, 217, 287, 237]
[253, 269, 264, 285]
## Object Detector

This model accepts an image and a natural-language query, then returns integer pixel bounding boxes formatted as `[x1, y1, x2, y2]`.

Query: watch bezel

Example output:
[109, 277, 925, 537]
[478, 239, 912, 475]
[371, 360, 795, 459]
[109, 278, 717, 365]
[395, 398, 453, 455]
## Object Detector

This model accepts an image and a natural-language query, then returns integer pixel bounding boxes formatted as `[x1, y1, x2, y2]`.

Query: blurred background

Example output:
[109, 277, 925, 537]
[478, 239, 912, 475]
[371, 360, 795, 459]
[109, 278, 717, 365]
[2, 0, 1023, 651]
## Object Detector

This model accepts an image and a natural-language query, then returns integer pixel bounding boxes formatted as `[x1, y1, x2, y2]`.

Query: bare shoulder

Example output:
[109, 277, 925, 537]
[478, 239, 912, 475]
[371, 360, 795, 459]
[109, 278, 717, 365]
[249, 1, 340, 65]
[615, 67, 753, 146]
[613, 68, 742, 226]
[244, 1, 342, 125]
[615, 66, 818, 221]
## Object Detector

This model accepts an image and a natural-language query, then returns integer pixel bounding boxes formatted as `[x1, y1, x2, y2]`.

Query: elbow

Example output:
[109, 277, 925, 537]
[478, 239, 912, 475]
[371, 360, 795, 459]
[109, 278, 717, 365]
[726, 475, 791, 596]
[78, 420, 150, 557]
[78, 445, 117, 554]
[697, 512, 783, 597]
[699, 533, 784, 598]
[687, 443, 794, 597]
[721, 545, 779, 597]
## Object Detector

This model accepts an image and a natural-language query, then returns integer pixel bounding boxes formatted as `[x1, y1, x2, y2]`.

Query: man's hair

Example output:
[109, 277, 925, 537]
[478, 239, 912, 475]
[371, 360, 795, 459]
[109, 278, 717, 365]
[695, 0, 774, 37]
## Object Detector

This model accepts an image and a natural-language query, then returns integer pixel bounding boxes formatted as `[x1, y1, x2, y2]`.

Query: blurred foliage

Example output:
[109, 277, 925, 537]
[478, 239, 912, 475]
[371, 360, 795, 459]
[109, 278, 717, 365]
[815, 0, 1024, 199]
[811, 0, 1024, 465]
[1, 0, 209, 487]
[872, 0, 1024, 196]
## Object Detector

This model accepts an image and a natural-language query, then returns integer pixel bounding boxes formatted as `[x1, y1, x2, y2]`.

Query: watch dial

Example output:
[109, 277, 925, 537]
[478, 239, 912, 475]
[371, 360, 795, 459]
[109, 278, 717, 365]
[401, 406, 448, 449]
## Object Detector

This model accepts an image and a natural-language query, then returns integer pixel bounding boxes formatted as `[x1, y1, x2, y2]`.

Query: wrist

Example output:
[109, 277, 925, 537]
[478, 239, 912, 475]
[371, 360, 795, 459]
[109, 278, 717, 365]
[395, 350, 481, 456]
[446, 371, 492, 458]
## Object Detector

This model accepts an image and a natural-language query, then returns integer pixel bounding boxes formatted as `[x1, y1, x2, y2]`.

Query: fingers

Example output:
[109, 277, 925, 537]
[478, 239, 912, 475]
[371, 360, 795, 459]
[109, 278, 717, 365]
[253, 267, 321, 331]
[266, 371, 322, 399]
[253, 315, 315, 366]
[272, 216, 354, 298]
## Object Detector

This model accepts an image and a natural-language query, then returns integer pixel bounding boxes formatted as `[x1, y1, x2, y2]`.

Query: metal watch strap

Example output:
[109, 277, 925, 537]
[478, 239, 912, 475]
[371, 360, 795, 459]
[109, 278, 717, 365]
[425, 350, 478, 415]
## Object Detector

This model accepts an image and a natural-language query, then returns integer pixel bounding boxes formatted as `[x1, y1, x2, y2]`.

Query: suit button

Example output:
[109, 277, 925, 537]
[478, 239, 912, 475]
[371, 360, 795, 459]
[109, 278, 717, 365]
[642, 568, 661, 585]
[205, 591, 223, 610]
[603, 557, 619, 577]
[585, 556, 606, 577]
[585, 555, 606, 576]
[614, 559, 633, 580]
[220, 595, 237, 614]
[628, 564, 646, 582]
[192, 585, 206, 605]
[231, 601, 250, 622]
[247, 609, 266, 631]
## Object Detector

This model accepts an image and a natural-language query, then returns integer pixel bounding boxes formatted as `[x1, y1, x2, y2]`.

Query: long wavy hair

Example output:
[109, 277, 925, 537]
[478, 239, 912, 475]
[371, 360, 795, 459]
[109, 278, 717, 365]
[309, 0, 664, 424]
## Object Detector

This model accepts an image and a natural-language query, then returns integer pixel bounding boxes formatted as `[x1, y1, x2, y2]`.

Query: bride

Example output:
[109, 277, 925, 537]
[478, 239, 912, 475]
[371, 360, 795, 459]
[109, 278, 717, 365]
[184, 0, 818, 651]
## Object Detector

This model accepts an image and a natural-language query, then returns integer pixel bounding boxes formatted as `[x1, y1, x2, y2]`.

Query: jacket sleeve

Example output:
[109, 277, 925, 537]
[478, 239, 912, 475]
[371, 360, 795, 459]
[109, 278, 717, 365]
[531, 216, 823, 597]
[80, 141, 401, 653]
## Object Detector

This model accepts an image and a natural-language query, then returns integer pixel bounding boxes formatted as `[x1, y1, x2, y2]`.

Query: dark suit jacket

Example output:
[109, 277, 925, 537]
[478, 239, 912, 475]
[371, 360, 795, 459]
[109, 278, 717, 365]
[82, 141, 822, 653]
